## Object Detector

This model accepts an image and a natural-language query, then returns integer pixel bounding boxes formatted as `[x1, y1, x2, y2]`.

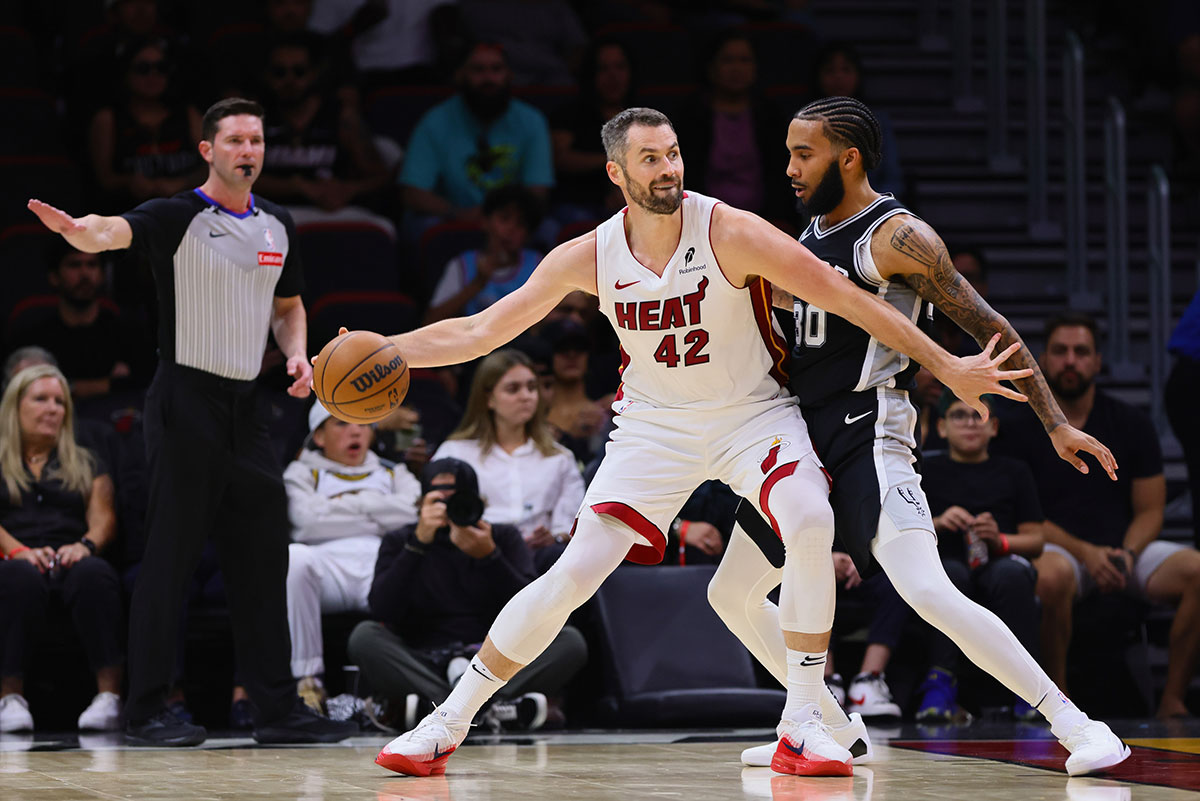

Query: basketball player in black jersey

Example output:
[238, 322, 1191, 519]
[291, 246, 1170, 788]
[720, 97, 1130, 776]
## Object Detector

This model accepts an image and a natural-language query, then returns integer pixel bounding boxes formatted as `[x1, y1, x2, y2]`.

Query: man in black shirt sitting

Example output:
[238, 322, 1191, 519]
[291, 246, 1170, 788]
[348, 458, 587, 731]
[996, 313, 1200, 718]
[918, 393, 1046, 721]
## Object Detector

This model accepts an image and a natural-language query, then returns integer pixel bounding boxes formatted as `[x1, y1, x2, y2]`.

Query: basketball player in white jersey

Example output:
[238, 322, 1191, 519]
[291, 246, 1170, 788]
[717, 97, 1129, 777]
[356, 108, 1030, 778]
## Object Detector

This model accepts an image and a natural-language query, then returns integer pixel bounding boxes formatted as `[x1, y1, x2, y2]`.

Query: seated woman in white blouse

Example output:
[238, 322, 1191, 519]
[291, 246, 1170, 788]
[433, 350, 585, 573]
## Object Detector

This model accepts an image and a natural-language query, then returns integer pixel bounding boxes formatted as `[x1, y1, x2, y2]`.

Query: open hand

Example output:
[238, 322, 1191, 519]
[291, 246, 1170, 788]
[942, 333, 1032, 421]
[1050, 424, 1118, 480]
[28, 199, 85, 236]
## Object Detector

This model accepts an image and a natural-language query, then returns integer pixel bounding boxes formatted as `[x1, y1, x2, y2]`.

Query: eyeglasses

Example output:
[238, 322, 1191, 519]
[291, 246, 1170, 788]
[946, 409, 985, 423]
[269, 64, 310, 79]
[130, 60, 168, 76]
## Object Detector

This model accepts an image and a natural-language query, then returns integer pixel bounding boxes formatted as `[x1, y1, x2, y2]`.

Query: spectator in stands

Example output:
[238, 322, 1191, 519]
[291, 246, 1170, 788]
[283, 401, 422, 712]
[459, 0, 587, 86]
[0, 366, 122, 733]
[424, 186, 543, 324]
[87, 37, 204, 212]
[665, 480, 739, 567]
[432, 350, 585, 573]
[540, 319, 608, 464]
[398, 42, 554, 228]
[1166, 288, 1200, 548]
[677, 30, 792, 219]
[914, 393, 1045, 721]
[347, 458, 587, 730]
[5, 243, 146, 401]
[550, 39, 635, 221]
[999, 313, 1200, 718]
[254, 36, 391, 215]
[308, 0, 463, 89]
[811, 41, 905, 198]
[2, 347, 58, 391]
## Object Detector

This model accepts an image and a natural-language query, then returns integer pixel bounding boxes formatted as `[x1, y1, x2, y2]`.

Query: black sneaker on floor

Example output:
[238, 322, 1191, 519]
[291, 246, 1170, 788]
[252, 699, 359, 744]
[125, 708, 207, 747]
[479, 692, 548, 732]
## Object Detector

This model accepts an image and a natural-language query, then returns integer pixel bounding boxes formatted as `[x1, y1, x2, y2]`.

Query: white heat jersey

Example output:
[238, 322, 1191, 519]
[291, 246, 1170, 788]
[595, 192, 790, 410]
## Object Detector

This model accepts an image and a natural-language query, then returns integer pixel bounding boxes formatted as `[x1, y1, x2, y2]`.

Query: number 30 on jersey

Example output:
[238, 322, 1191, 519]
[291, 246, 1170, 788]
[793, 265, 848, 348]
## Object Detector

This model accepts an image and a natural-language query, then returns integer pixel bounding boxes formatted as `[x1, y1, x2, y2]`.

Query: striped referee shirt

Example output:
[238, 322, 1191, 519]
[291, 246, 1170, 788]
[121, 188, 304, 381]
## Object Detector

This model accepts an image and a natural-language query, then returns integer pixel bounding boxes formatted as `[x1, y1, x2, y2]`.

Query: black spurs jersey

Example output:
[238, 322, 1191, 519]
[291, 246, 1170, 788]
[785, 194, 931, 406]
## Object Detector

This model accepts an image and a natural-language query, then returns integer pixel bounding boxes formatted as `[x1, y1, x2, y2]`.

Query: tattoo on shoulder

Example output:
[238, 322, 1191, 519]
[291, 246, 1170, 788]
[889, 223, 942, 269]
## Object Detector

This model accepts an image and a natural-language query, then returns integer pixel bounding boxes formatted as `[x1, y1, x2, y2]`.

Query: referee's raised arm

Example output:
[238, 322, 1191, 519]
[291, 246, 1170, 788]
[26, 198, 132, 253]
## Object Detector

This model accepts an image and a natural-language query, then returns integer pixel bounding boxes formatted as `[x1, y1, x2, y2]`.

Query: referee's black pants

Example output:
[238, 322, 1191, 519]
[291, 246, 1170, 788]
[125, 363, 296, 724]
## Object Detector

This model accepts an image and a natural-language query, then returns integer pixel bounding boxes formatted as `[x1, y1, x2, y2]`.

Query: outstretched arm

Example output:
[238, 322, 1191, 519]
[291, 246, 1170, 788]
[383, 233, 598, 368]
[27, 199, 131, 253]
[875, 214, 1117, 479]
[710, 204, 1031, 420]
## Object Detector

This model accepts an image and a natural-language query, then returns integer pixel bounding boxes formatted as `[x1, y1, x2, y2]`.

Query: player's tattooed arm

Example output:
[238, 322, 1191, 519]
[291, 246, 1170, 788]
[879, 216, 1067, 433]
[771, 284, 793, 310]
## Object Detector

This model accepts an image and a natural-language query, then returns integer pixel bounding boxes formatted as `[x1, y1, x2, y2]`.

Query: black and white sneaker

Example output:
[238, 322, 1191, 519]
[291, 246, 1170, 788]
[125, 708, 207, 747]
[479, 692, 548, 732]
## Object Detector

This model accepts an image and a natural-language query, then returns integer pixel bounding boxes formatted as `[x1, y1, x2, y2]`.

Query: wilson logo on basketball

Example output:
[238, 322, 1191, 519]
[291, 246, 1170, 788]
[350, 354, 405, 393]
[258, 251, 283, 266]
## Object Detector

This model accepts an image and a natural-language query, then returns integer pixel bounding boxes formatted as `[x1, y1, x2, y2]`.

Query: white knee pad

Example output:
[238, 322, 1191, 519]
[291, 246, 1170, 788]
[764, 465, 836, 635]
[488, 510, 634, 665]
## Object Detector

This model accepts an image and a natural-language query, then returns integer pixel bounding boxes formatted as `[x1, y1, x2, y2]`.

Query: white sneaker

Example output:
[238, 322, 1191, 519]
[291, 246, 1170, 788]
[0, 694, 33, 732]
[846, 672, 901, 718]
[742, 711, 874, 766]
[1060, 719, 1131, 777]
[825, 673, 846, 708]
[375, 708, 471, 776]
[77, 692, 121, 731]
[769, 704, 853, 776]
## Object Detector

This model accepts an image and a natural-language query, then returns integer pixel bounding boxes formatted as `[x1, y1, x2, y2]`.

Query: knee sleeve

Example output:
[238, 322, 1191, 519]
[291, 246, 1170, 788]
[767, 465, 836, 635]
[488, 510, 633, 665]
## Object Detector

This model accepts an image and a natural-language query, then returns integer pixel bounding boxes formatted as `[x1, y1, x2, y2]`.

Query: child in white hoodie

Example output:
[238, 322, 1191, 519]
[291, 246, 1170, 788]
[282, 402, 423, 710]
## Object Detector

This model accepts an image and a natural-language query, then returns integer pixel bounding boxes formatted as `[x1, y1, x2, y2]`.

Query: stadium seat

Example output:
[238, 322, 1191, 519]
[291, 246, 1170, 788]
[417, 220, 486, 302]
[514, 84, 579, 119]
[633, 83, 698, 119]
[0, 88, 61, 154]
[365, 85, 453, 148]
[296, 219, 400, 303]
[0, 224, 59, 320]
[0, 25, 38, 86]
[308, 290, 418, 350]
[592, 564, 785, 726]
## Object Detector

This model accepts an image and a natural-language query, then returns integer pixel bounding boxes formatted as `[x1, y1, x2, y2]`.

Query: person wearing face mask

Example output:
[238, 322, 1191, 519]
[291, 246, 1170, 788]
[398, 42, 553, 228]
[432, 350, 584, 573]
[283, 402, 423, 712]
[995, 313, 1200, 720]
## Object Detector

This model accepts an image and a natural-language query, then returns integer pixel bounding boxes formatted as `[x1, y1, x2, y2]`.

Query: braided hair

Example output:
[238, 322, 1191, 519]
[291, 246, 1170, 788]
[793, 96, 882, 171]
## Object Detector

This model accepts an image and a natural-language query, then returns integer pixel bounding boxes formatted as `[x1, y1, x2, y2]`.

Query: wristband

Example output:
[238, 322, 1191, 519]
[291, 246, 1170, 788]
[6, 546, 30, 560]
[997, 534, 1010, 556]
[80, 537, 97, 555]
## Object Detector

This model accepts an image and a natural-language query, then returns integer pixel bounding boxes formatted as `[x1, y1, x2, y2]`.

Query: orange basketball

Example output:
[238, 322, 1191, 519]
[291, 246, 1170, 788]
[313, 330, 410, 424]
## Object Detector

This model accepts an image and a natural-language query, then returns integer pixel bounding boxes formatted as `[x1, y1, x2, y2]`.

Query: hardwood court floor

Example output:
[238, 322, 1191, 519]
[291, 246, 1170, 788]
[2, 721, 1199, 800]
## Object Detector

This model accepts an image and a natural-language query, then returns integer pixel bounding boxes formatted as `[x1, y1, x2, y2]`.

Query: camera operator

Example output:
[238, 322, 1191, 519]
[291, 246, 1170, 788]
[348, 458, 587, 730]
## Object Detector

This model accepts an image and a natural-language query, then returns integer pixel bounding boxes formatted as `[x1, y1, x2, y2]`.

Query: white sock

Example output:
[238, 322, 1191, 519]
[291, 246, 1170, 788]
[1037, 688, 1088, 739]
[782, 649, 827, 721]
[438, 656, 506, 722]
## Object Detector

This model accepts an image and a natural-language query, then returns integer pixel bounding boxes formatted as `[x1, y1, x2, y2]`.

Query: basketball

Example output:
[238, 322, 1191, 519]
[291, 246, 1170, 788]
[312, 330, 409, 424]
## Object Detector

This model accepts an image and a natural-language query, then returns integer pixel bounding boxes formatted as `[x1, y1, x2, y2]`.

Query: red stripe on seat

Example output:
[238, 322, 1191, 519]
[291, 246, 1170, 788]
[590, 501, 666, 565]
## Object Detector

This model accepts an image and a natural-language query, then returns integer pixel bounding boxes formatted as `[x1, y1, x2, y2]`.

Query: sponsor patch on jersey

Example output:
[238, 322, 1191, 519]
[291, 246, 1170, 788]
[258, 251, 284, 267]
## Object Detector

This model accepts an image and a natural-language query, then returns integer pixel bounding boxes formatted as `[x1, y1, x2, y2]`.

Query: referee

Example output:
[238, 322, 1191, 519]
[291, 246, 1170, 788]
[28, 98, 356, 746]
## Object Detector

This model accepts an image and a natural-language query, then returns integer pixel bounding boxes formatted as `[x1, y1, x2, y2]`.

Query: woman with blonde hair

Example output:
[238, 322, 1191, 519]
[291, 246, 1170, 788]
[0, 365, 123, 733]
[433, 350, 585, 572]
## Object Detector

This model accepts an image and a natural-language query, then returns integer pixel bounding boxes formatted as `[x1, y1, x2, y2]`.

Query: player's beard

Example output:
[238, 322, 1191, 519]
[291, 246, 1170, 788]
[624, 168, 683, 215]
[799, 158, 845, 217]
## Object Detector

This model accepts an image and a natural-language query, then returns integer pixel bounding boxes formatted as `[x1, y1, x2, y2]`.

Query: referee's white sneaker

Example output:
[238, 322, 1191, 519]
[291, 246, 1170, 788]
[769, 704, 853, 776]
[742, 711, 873, 767]
[376, 708, 470, 776]
[78, 692, 121, 731]
[0, 694, 33, 732]
[1060, 719, 1131, 776]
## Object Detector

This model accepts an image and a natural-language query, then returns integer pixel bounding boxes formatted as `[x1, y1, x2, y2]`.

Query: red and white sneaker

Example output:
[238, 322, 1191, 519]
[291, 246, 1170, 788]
[770, 705, 853, 777]
[742, 711, 874, 766]
[375, 708, 470, 776]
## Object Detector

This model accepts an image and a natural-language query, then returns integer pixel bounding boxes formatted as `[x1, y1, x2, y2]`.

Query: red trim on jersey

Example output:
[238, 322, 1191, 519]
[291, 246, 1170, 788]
[759, 460, 799, 538]
[613, 346, 631, 402]
[590, 501, 666, 564]
[749, 277, 789, 386]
